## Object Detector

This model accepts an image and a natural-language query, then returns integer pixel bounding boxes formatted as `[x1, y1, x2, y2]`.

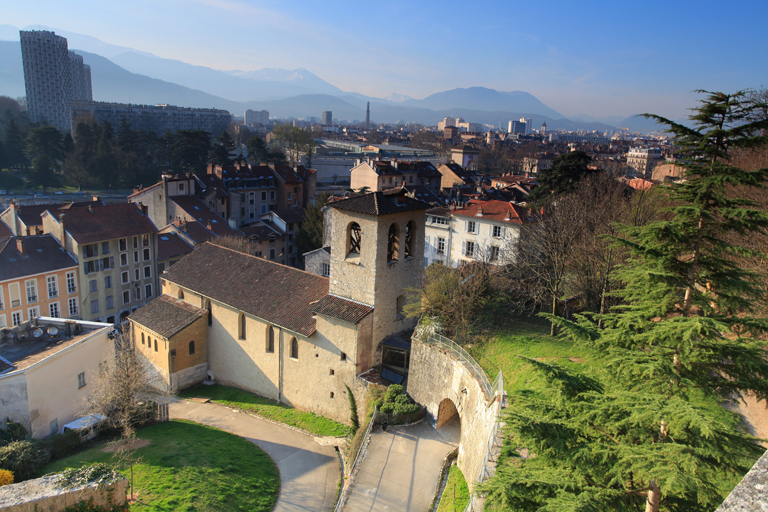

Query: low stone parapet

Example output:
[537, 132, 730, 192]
[0, 473, 128, 512]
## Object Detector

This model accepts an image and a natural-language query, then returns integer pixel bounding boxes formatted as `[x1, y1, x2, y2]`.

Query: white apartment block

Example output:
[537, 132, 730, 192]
[245, 109, 270, 125]
[424, 201, 526, 268]
[627, 147, 663, 177]
[20, 30, 92, 133]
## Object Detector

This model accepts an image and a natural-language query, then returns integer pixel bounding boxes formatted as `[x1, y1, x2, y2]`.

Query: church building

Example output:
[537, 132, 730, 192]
[128, 190, 428, 424]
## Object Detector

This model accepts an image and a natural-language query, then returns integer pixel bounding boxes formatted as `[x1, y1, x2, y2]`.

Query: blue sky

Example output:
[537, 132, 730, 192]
[2, 0, 766, 119]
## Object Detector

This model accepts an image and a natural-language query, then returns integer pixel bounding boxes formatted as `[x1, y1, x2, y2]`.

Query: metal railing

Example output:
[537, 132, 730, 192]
[334, 406, 378, 512]
[424, 333, 495, 400]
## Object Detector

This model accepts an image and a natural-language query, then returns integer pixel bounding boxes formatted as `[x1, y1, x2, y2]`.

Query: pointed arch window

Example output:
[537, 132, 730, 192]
[348, 222, 362, 256]
[290, 337, 299, 359]
[387, 223, 399, 261]
[404, 221, 414, 258]
[266, 325, 275, 353]
[238, 313, 246, 340]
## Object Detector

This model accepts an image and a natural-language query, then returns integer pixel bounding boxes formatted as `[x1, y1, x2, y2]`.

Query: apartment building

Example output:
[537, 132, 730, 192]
[627, 147, 663, 178]
[41, 203, 159, 324]
[424, 200, 527, 267]
[0, 235, 80, 328]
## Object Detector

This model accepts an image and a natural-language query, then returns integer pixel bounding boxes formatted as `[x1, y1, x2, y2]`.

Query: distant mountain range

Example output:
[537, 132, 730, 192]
[0, 24, 673, 133]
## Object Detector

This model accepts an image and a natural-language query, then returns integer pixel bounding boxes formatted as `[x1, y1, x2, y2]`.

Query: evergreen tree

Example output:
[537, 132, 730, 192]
[246, 134, 269, 165]
[209, 130, 235, 166]
[4, 120, 27, 169]
[485, 91, 768, 512]
[294, 192, 331, 264]
[527, 151, 598, 203]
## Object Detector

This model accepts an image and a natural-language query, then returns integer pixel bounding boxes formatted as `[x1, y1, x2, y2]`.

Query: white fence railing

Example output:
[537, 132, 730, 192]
[424, 334, 497, 400]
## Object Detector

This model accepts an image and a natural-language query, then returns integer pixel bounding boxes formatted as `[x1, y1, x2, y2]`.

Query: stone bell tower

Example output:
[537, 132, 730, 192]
[328, 190, 428, 345]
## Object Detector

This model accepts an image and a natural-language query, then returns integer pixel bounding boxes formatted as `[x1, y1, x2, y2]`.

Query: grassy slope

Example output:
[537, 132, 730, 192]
[437, 465, 470, 512]
[45, 420, 280, 512]
[179, 384, 351, 437]
[469, 313, 753, 503]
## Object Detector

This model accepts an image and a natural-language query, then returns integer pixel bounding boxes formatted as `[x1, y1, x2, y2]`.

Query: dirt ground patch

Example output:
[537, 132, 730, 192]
[102, 438, 152, 453]
[725, 394, 768, 448]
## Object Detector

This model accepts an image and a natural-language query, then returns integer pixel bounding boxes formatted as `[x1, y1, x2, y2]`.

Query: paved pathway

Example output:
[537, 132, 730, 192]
[170, 399, 340, 512]
[344, 421, 458, 512]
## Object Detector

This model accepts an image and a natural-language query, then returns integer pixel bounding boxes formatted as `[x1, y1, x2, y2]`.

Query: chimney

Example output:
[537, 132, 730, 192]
[181, 219, 188, 233]
[92, 196, 100, 203]
[477, 208, 483, 217]
[206, 220, 213, 231]
[9, 202, 19, 236]
[58, 213, 66, 247]
[16, 236, 26, 257]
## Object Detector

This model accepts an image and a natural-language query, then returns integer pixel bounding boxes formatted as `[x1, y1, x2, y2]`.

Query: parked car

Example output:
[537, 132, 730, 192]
[55, 191, 63, 195]
[62, 414, 106, 440]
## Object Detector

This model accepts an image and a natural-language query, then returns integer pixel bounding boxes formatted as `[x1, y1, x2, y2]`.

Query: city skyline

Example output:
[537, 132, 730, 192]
[1, 0, 766, 120]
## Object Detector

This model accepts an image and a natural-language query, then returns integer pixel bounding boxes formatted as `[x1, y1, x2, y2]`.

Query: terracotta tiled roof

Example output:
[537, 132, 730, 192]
[330, 191, 429, 217]
[272, 166, 303, 184]
[129, 295, 207, 339]
[12, 201, 103, 227]
[310, 294, 373, 324]
[451, 200, 529, 225]
[372, 161, 402, 176]
[162, 243, 328, 336]
[171, 196, 242, 238]
[295, 166, 316, 181]
[0, 235, 78, 282]
[48, 204, 157, 244]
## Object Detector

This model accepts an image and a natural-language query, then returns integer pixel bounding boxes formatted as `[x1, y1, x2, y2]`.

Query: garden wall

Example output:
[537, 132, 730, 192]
[0, 474, 128, 511]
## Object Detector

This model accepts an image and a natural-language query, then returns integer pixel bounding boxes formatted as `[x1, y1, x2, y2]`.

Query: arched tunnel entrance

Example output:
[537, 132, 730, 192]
[436, 397, 461, 445]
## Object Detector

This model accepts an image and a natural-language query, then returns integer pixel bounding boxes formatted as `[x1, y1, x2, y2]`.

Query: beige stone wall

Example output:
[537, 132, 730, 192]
[328, 208, 425, 349]
[0, 474, 128, 511]
[350, 162, 381, 192]
[131, 321, 171, 389]
[407, 338, 501, 491]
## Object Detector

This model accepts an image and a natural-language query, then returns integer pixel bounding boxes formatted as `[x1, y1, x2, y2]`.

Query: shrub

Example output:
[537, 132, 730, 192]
[43, 431, 82, 460]
[65, 498, 129, 512]
[380, 402, 396, 414]
[384, 384, 404, 404]
[0, 469, 13, 487]
[0, 440, 51, 481]
[394, 394, 411, 405]
[0, 419, 27, 447]
[346, 385, 360, 433]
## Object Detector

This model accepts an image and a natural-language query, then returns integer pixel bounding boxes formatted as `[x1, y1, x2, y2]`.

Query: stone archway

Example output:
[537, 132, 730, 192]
[436, 397, 461, 445]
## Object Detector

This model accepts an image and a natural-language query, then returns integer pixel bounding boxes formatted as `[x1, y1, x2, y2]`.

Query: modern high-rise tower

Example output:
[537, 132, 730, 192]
[20, 30, 92, 132]
[365, 102, 370, 129]
[321, 111, 332, 126]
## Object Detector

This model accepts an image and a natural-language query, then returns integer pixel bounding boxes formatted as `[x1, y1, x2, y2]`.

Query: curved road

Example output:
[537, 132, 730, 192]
[170, 399, 340, 512]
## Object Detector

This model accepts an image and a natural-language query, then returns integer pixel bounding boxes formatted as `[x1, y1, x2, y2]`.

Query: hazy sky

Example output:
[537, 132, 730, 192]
[2, 0, 766, 119]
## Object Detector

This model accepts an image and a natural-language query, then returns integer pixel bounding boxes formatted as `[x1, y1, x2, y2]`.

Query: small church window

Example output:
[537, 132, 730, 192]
[239, 314, 246, 340]
[189, 340, 195, 355]
[141, 333, 145, 345]
[178, 289, 184, 299]
[330, 392, 334, 399]
[154, 339, 158, 352]
[290, 337, 299, 359]
[405, 221, 414, 258]
[341, 352, 347, 361]
[348, 223, 362, 255]
[267, 325, 275, 353]
[387, 223, 399, 261]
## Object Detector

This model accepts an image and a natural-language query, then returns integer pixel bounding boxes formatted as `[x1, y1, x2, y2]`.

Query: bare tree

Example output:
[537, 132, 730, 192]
[86, 326, 156, 501]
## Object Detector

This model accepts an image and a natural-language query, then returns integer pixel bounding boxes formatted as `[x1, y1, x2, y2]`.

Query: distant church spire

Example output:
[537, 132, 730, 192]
[365, 102, 370, 129]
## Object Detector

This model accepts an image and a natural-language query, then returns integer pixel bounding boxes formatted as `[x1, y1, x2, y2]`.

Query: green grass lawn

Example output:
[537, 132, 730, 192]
[44, 419, 280, 512]
[179, 384, 351, 438]
[466, 314, 602, 396]
[437, 465, 470, 512]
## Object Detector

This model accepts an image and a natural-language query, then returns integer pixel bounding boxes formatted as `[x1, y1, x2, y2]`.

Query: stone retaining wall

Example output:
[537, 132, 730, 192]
[0, 474, 128, 512]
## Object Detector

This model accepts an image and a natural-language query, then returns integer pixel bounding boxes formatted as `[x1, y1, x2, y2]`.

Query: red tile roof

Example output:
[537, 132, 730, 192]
[310, 294, 373, 324]
[47, 203, 157, 244]
[129, 295, 207, 339]
[157, 232, 194, 260]
[272, 166, 303, 184]
[452, 200, 528, 225]
[330, 191, 429, 217]
[162, 243, 328, 336]
[171, 196, 242, 238]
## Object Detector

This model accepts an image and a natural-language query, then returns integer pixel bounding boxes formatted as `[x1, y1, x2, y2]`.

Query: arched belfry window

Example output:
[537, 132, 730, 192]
[290, 337, 299, 359]
[348, 222, 361, 256]
[387, 223, 399, 262]
[266, 325, 275, 353]
[238, 313, 246, 340]
[404, 221, 414, 258]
